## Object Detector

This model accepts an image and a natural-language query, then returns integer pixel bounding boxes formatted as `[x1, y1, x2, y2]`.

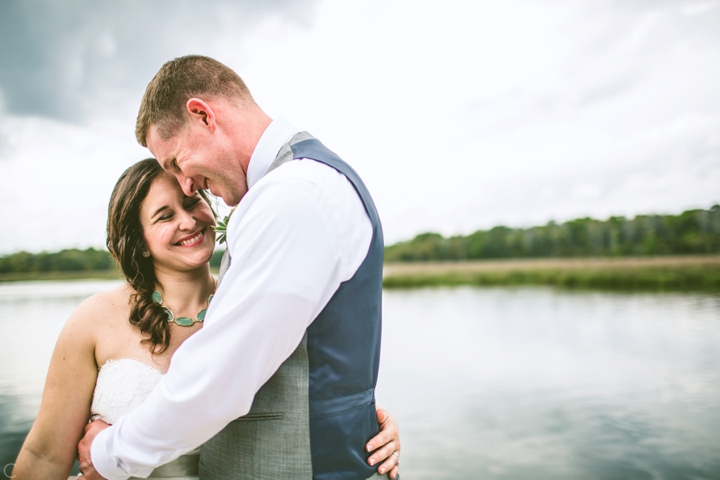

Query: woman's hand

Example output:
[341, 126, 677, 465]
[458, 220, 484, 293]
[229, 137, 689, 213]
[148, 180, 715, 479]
[366, 406, 401, 479]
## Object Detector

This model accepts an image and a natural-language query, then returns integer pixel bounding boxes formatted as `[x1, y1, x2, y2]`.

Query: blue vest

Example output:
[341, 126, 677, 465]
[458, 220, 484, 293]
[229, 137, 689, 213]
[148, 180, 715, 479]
[200, 136, 384, 480]
[293, 139, 384, 479]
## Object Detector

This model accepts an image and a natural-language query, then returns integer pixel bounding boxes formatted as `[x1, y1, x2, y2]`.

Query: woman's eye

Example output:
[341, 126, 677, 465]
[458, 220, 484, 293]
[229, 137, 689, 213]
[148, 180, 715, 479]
[159, 214, 173, 221]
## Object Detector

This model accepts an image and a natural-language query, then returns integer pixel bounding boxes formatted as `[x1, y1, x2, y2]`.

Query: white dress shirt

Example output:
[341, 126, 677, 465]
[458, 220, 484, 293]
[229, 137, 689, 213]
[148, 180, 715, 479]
[92, 118, 373, 479]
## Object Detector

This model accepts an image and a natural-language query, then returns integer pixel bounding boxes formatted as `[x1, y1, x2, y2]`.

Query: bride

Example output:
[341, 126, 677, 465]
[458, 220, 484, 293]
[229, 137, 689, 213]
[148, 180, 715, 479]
[12, 158, 401, 480]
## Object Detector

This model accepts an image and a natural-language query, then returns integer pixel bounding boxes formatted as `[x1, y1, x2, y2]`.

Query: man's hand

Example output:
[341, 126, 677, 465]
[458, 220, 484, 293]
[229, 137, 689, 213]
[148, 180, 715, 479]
[366, 407, 401, 479]
[77, 420, 111, 480]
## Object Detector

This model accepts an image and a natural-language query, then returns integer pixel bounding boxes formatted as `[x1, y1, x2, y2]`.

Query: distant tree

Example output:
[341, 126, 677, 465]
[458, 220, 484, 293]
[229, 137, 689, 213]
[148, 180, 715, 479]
[4, 206, 720, 269]
[384, 205, 720, 261]
[0, 248, 114, 273]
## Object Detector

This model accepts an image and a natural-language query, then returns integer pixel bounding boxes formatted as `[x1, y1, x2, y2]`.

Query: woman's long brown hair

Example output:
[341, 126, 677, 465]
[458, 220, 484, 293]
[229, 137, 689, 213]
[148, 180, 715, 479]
[106, 158, 213, 353]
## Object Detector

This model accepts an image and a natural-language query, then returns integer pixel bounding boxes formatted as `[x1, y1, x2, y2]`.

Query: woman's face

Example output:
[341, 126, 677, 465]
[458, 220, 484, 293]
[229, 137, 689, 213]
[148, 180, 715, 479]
[139, 171, 216, 272]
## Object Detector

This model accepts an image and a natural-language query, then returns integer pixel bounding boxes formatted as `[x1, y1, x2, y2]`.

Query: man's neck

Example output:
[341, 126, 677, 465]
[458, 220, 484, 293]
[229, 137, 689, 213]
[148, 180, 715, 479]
[245, 117, 301, 190]
[228, 102, 273, 175]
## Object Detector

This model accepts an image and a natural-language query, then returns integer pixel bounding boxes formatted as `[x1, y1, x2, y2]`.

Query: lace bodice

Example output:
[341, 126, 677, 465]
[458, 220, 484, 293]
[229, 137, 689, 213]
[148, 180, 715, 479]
[91, 358, 164, 424]
[87, 358, 200, 480]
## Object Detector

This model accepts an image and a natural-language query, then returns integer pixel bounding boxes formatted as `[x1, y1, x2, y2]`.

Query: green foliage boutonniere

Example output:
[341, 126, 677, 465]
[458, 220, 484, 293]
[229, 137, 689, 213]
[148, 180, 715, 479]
[214, 207, 236, 245]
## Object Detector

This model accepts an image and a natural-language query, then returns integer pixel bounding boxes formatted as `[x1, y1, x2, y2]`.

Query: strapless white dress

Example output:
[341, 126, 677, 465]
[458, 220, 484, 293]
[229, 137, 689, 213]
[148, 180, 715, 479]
[71, 358, 200, 480]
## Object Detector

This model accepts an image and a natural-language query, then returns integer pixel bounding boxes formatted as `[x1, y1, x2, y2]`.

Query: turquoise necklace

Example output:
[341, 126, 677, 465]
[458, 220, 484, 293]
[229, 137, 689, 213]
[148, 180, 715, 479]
[152, 290, 214, 327]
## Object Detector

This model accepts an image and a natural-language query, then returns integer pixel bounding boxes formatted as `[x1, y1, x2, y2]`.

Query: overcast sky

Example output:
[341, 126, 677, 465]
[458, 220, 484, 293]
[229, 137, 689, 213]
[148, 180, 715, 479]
[1, 0, 719, 254]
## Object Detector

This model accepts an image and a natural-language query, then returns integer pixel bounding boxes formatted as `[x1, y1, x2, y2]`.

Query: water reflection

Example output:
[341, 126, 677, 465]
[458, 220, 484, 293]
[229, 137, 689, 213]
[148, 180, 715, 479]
[1, 282, 719, 479]
[0, 280, 121, 476]
[377, 287, 720, 479]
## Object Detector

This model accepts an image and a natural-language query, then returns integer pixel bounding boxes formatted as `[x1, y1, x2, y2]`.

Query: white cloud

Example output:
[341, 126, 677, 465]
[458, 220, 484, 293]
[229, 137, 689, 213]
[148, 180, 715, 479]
[680, 1, 719, 17]
[1, 0, 719, 253]
[0, 110, 147, 253]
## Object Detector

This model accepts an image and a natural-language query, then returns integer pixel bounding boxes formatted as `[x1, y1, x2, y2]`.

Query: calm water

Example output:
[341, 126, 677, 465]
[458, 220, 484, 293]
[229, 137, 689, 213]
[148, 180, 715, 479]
[1, 281, 720, 479]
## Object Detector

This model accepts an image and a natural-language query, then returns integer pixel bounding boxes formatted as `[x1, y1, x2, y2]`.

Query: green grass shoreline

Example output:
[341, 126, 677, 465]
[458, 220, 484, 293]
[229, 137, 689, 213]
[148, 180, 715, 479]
[2, 257, 719, 292]
[0, 268, 224, 283]
[0, 269, 123, 283]
[382, 256, 720, 291]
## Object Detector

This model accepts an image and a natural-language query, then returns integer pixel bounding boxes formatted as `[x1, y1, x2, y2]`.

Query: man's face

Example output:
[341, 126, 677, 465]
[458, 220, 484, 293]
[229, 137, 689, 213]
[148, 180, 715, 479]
[146, 122, 248, 207]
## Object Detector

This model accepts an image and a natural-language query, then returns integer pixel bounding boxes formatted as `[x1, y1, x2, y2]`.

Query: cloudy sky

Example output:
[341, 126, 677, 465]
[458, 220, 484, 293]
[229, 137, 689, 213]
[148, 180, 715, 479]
[1, 0, 719, 254]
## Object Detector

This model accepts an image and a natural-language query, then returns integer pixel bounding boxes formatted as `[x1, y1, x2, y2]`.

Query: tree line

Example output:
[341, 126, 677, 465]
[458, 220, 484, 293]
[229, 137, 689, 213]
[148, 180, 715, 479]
[0, 248, 115, 273]
[0, 248, 226, 274]
[2, 206, 719, 272]
[385, 205, 720, 262]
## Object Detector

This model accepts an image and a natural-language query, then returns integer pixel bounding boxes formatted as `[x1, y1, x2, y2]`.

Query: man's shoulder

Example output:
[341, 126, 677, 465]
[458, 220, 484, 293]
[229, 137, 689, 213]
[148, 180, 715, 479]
[250, 158, 357, 206]
[230, 157, 367, 237]
[265, 157, 340, 184]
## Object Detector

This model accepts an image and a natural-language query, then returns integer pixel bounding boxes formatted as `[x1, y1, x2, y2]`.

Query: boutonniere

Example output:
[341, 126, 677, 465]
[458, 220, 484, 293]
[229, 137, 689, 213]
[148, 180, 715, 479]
[214, 207, 236, 245]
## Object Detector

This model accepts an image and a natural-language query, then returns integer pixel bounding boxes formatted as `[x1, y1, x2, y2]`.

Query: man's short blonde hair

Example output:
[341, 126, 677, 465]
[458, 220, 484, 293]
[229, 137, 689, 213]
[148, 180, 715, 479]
[135, 55, 253, 146]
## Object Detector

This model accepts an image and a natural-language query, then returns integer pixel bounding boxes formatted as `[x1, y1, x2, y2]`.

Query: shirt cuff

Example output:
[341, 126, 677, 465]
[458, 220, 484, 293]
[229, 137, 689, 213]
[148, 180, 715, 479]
[90, 426, 131, 480]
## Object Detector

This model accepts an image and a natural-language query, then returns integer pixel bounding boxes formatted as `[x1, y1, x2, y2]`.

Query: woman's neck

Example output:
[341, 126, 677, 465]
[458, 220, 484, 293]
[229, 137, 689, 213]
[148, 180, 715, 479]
[153, 264, 215, 311]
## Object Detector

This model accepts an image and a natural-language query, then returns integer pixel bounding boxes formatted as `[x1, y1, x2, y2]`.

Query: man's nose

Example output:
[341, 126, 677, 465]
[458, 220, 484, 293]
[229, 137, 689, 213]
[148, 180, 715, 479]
[177, 174, 197, 196]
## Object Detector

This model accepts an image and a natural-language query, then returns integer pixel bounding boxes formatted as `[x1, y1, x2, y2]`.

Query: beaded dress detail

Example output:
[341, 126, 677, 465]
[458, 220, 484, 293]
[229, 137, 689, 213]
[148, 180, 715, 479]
[88, 358, 200, 480]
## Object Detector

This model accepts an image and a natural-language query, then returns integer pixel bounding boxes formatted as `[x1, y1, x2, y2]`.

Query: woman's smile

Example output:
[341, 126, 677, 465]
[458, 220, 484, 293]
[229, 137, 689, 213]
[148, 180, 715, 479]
[175, 228, 207, 247]
[139, 171, 217, 271]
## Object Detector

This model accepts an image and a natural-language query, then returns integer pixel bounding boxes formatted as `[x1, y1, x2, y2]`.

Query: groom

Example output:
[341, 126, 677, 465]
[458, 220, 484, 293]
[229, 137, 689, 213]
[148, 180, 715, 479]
[78, 55, 394, 479]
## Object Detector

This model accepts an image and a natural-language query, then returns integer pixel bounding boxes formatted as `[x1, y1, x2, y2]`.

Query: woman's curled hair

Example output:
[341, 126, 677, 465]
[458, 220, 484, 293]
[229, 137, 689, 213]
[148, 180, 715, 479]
[106, 158, 213, 354]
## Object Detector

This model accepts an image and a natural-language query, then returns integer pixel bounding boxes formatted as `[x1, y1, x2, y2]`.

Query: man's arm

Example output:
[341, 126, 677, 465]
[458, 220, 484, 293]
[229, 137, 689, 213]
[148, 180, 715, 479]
[87, 166, 372, 479]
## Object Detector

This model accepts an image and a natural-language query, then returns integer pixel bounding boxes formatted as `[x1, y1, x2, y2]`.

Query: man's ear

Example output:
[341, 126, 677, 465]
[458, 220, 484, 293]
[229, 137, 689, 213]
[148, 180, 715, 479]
[186, 98, 217, 132]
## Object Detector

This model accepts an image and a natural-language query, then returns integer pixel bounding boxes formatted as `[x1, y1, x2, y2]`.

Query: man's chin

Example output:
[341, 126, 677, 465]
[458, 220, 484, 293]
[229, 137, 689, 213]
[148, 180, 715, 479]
[210, 188, 234, 206]
[222, 191, 245, 207]
[220, 194, 237, 206]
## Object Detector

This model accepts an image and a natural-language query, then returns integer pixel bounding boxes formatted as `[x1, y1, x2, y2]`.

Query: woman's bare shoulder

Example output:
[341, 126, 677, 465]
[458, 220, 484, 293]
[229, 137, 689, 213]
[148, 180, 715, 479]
[68, 283, 134, 329]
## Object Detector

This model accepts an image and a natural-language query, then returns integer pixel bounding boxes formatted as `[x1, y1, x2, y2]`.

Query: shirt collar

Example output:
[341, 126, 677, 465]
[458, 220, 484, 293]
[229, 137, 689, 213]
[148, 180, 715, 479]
[246, 117, 300, 190]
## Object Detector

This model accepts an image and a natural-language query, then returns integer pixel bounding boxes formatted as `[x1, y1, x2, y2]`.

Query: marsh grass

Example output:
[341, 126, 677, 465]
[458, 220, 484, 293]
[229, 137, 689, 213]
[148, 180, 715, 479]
[0, 267, 224, 283]
[3, 257, 718, 291]
[0, 268, 122, 283]
[382, 256, 720, 291]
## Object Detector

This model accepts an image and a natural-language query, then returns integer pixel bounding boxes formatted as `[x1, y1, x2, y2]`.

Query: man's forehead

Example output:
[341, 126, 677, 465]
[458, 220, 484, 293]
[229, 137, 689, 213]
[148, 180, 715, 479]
[146, 126, 174, 164]
[146, 125, 164, 151]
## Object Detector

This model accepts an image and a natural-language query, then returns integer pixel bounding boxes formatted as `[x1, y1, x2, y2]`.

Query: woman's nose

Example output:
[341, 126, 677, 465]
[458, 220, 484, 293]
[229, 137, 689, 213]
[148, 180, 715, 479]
[177, 209, 196, 230]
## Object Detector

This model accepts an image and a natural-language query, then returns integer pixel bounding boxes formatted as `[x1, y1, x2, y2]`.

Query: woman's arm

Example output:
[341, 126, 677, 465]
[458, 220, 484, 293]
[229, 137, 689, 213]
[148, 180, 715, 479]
[12, 297, 100, 480]
[367, 406, 402, 479]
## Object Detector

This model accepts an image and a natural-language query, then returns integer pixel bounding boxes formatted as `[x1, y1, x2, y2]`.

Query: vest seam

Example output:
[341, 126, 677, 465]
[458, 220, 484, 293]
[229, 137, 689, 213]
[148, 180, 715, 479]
[309, 400, 374, 420]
